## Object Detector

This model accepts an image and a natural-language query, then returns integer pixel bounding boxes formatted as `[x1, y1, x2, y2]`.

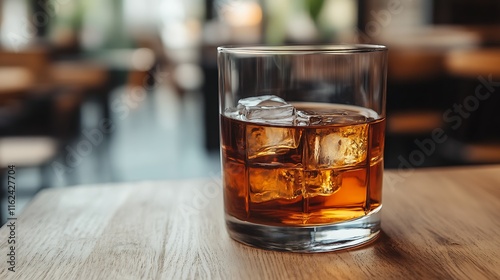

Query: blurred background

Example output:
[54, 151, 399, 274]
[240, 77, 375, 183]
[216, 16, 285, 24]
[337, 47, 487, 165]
[1, 0, 500, 220]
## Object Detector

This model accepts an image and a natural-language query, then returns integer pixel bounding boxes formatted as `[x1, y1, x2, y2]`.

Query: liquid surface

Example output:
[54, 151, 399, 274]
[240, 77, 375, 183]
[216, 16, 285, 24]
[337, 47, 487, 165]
[221, 103, 385, 226]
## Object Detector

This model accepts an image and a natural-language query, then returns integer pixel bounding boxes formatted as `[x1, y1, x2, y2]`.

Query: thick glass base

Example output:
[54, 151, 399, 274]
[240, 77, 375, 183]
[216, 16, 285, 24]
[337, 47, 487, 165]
[226, 206, 381, 253]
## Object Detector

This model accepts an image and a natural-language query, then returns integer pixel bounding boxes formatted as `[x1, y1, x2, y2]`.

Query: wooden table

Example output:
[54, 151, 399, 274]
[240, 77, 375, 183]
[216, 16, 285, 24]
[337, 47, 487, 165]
[1, 165, 500, 279]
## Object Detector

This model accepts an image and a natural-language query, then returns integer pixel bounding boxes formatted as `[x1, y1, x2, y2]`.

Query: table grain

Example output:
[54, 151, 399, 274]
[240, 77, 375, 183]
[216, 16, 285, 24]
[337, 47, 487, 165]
[1, 165, 500, 279]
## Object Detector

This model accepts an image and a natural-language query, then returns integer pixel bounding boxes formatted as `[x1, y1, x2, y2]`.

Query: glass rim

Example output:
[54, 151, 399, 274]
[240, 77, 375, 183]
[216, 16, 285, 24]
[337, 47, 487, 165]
[218, 44, 387, 54]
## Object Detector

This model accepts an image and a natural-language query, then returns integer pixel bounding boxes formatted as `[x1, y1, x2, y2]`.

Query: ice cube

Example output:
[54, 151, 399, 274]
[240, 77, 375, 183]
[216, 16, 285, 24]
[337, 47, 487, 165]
[304, 169, 342, 197]
[223, 160, 246, 197]
[306, 124, 368, 169]
[296, 109, 367, 126]
[248, 167, 303, 203]
[236, 96, 301, 159]
[224, 107, 240, 119]
[237, 95, 295, 123]
[246, 124, 301, 159]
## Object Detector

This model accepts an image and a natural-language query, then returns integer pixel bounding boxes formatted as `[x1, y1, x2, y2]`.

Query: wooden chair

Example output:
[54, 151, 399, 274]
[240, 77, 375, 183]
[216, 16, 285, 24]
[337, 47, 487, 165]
[443, 48, 500, 164]
[372, 27, 483, 167]
[0, 48, 83, 197]
[379, 26, 481, 136]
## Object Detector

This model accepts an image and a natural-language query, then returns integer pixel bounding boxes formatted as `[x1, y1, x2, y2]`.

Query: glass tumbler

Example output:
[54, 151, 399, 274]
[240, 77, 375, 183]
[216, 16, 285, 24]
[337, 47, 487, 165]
[218, 45, 387, 252]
